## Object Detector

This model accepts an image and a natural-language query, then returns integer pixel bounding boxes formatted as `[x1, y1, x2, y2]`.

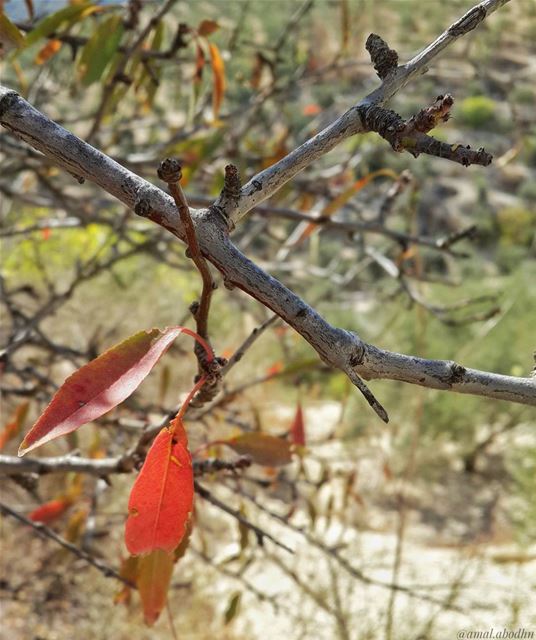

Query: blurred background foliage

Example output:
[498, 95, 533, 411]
[1, 0, 535, 638]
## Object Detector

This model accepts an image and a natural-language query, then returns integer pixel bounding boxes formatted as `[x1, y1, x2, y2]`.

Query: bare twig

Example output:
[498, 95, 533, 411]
[221, 314, 278, 376]
[194, 481, 294, 554]
[0, 502, 133, 587]
[359, 97, 492, 167]
[228, 483, 464, 611]
[157, 158, 224, 406]
[157, 159, 215, 346]
[0, 454, 251, 478]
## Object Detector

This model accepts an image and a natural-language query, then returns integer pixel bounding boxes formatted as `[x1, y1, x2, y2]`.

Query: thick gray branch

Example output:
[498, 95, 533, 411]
[1, 0, 534, 414]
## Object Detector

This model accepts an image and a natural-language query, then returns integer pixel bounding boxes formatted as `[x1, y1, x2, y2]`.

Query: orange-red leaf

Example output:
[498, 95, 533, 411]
[224, 433, 292, 467]
[266, 361, 283, 377]
[35, 39, 62, 65]
[0, 401, 30, 451]
[18, 327, 187, 456]
[290, 403, 306, 448]
[208, 42, 225, 119]
[29, 497, 71, 524]
[137, 549, 174, 626]
[198, 19, 219, 36]
[303, 103, 321, 116]
[125, 420, 194, 555]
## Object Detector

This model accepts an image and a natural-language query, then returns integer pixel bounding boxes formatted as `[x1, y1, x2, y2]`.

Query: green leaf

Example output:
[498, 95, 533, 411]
[224, 591, 241, 625]
[78, 15, 124, 86]
[25, 3, 97, 47]
[0, 12, 26, 50]
[137, 549, 174, 626]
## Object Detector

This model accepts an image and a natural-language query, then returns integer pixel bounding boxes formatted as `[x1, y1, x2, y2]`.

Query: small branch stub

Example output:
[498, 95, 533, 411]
[409, 94, 454, 133]
[359, 96, 493, 167]
[366, 34, 399, 79]
[157, 157, 182, 183]
[214, 164, 242, 230]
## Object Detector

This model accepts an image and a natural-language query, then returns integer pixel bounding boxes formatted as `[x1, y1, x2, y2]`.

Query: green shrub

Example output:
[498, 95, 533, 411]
[497, 206, 536, 247]
[459, 95, 497, 128]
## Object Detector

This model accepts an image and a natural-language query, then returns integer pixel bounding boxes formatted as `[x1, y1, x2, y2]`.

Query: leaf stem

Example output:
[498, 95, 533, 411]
[174, 374, 208, 424]
[179, 327, 214, 364]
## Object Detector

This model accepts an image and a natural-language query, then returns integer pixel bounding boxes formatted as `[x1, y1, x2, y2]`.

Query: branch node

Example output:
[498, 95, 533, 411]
[189, 300, 200, 317]
[222, 164, 242, 200]
[362, 102, 493, 167]
[448, 362, 467, 384]
[157, 157, 182, 183]
[448, 5, 486, 36]
[134, 196, 152, 218]
[365, 33, 399, 79]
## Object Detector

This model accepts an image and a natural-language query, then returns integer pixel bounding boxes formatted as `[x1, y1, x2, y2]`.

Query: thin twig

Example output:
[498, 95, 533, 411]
[0, 501, 133, 587]
[194, 481, 294, 554]
[222, 314, 278, 376]
[158, 158, 215, 347]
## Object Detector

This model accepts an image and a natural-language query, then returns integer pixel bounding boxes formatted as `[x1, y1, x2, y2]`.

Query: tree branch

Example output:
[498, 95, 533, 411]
[1, 0, 533, 415]
[213, 0, 510, 225]
[0, 453, 251, 478]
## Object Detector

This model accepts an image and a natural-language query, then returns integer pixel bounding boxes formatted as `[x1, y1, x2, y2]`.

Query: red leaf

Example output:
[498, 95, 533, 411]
[137, 549, 174, 626]
[0, 401, 30, 451]
[29, 497, 71, 524]
[266, 361, 283, 377]
[290, 403, 306, 448]
[223, 433, 292, 467]
[18, 326, 208, 456]
[125, 419, 194, 556]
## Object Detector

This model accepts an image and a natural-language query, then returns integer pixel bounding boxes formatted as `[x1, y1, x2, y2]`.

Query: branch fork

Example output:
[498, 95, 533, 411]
[2, 0, 533, 421]
[359, 95, 492, 167]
